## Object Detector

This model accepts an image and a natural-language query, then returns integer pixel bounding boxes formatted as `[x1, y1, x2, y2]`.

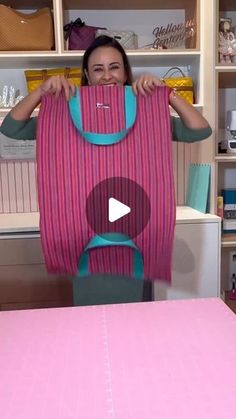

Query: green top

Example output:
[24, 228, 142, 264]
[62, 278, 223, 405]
[0, 112, 212, 143]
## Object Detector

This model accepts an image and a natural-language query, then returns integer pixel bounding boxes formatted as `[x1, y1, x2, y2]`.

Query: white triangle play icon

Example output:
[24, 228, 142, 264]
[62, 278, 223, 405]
[108, 197, 131, 223]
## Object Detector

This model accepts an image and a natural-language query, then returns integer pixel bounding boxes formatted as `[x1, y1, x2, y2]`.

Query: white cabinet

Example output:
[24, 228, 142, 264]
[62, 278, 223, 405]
[0, 212, 71, 311]
[0, 209, 221, 309]
[154, 208, 221, 300]
[0, 236, 72, 311]
[214, 1, 236, 292]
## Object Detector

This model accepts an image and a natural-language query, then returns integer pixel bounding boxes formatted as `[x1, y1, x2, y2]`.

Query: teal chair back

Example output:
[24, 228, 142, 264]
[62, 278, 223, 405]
[73, 233, 152, 306]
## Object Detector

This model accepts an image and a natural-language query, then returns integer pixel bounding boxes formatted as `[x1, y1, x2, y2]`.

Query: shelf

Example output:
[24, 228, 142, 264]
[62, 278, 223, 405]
[222, 234, 236, 248]
[0, 206, 220, 236]
[219, 0, 236, 12]
[176, 206, 220, 224]
[217, 71, 236, 88]
[0, 213, 40, 237]
[216, 66, 236, 71]
[215, 155, 236, 162]
[106, 50, 200, 67]
[0, 50, 201, 69]
[0, 53, 61, 69]
[63, 0, 196, 10]
[0, 0, 52, 8]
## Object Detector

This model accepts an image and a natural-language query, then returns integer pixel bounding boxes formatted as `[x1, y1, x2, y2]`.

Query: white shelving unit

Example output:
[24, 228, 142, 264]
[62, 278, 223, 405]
[214, 0, 236, 291]
[0, 208, 221, 310]
[0, 0, 202, 95]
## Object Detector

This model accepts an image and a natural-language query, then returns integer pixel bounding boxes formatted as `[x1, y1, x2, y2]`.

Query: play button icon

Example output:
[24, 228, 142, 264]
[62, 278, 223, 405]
[109, 198, 131, 222]
[86, 177, 151, 241]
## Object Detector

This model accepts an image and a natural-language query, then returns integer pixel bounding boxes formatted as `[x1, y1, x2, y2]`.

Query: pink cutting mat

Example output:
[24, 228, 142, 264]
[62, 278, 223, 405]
[0, 298, 236, 418]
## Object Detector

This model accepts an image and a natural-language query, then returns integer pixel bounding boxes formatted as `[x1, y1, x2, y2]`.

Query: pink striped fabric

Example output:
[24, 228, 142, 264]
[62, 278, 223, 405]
[37, 86, 176, 281]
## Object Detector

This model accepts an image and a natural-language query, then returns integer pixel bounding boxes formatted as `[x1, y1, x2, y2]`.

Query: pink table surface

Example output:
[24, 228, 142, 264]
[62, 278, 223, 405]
[0, 298, 236, 419]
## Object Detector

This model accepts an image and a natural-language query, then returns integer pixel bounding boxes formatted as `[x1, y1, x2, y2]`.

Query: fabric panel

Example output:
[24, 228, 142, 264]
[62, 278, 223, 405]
[37, 86, 175, 280]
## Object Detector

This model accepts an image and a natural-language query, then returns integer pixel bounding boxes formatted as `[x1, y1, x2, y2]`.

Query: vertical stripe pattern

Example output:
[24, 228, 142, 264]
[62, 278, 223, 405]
[0, 160, 38, 213]
[37, 86, 176, 281]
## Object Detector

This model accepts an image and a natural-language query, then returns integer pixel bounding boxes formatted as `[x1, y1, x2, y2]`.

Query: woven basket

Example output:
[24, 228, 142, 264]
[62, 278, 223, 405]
[162, 67, 194, 104]
[24, 67, 81, 93]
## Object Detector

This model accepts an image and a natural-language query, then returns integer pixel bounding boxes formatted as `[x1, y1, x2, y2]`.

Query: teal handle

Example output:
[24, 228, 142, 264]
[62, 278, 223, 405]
[69, 86, 137, 145]
[77, 233, 144, 279]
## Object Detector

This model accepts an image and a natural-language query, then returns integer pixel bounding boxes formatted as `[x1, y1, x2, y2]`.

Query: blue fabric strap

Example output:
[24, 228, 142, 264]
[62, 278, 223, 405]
[77, 233, 144, 279]
[69, 86, 137, 145]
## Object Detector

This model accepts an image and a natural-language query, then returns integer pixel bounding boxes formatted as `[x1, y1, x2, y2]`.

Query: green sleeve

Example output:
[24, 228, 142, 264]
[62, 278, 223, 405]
[0, 112, 212, 143]
[0, 112, 37, 140]
[172, 116, 212, 143]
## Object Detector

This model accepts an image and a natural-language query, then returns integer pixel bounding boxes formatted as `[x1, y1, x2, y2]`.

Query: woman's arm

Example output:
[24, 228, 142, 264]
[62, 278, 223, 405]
[172, 116, 212, 142]
[0, 113, 37, 140]
[169, 89, 209, 130]
[0, 76, 76, 140]
[0, 88, 40, 139]
[10, 75, 75, 121]
[10, 88, 42, 121]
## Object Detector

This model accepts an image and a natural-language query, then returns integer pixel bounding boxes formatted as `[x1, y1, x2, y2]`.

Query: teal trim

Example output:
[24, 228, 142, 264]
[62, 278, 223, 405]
[69, 86, 137, 145]
[70, 89, 83, 134]
[124, 86, 136, 129]
[77, 233, 144, 279]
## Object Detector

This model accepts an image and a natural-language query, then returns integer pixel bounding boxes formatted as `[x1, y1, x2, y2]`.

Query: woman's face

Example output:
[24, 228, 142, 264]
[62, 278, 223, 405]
[86, 46, 127, 86]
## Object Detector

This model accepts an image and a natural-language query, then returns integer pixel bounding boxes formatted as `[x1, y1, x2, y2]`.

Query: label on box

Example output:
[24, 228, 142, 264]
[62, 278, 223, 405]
[0, 132, 35, 159]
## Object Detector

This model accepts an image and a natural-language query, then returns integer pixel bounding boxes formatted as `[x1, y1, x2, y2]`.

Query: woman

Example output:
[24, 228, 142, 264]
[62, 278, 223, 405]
[0, 35, 211, 141]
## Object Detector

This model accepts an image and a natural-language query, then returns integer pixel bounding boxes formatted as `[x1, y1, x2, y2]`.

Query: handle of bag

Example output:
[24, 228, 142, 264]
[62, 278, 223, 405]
[77, 233, 144, 279]
[64, 67, 71, 78]
[69, 86, 137, 145]
[41, 67, 71, 81]
[162, 66, 186, 79]
[41, 69, 48, 81]
[63, 18, 85, 40]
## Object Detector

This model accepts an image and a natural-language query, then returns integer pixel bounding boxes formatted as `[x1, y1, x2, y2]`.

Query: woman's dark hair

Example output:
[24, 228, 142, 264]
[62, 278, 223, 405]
[81, 35, 133, 86]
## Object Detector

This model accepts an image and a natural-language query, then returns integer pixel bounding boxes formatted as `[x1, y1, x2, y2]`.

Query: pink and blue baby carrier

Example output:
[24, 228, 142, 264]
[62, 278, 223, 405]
[37, 85, 176, 287]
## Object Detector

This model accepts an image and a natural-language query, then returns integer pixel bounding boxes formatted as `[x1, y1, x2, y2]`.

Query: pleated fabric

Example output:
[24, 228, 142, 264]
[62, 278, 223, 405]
[37, 85, 176, 281]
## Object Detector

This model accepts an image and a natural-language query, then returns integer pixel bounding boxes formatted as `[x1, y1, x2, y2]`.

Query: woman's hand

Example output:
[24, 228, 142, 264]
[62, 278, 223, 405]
[37, 75, 76, 101]
[132, 74, 164, 96]
[9, 75, 76, 121]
